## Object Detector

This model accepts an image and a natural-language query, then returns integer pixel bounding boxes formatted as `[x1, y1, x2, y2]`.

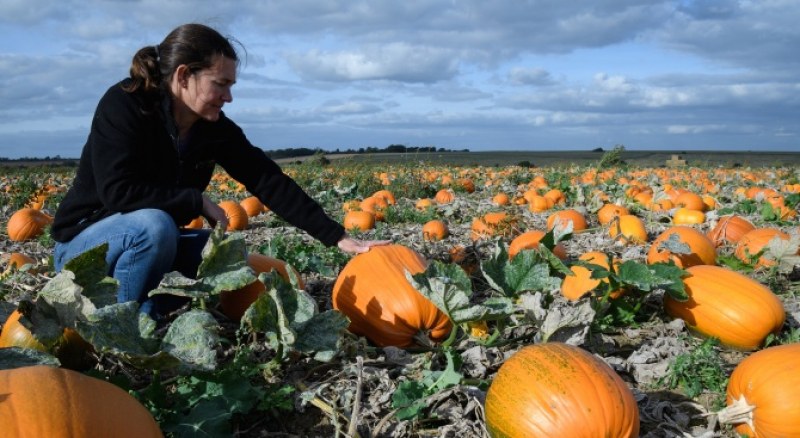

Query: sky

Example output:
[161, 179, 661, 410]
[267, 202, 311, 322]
[0, 0, 798, 159]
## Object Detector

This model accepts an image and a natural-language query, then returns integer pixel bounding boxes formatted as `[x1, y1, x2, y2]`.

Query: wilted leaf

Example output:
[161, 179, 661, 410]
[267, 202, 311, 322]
[162, 310, 220, 373]
[62, 242, 118, 307]
[76, 301, 160, 357]
[294, 310, 350, 362]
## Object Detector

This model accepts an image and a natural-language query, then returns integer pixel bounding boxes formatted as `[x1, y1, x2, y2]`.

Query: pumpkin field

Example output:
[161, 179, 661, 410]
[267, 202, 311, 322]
[1, 149, 799, 437]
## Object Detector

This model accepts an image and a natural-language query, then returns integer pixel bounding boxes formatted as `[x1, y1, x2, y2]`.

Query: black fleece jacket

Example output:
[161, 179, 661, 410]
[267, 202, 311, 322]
[52, 79, 345, 247]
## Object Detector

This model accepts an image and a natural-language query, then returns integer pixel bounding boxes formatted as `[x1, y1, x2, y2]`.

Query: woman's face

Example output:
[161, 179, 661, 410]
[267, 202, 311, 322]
[180, 55, 236, 123]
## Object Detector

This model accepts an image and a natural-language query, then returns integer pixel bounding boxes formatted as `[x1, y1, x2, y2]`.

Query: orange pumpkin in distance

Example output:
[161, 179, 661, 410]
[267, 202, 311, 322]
[343, 210, 376, 232]
[217, 200, 248, 231]
[422, 220, 449, 241]
[647, 226, 716, 268]
[508, 230, 567, 260]
[546, 209, 587, 233]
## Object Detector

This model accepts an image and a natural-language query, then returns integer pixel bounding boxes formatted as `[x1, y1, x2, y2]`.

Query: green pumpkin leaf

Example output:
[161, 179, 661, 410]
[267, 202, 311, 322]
[294, 310, 350, 362]
[0, 347, 61, 370]
[62, 242, 118, 307]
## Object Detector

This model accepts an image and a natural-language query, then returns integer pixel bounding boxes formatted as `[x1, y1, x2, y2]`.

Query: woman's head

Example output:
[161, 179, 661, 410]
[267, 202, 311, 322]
[126, 23, 240, 95]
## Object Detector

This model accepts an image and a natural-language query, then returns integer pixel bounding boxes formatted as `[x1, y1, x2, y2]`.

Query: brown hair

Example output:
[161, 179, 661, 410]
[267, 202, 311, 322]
[124, 23, 241, 94]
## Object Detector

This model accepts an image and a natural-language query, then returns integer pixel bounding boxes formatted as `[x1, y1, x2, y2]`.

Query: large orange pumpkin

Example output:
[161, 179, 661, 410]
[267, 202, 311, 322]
[717, 343, 800, 437]
[484, 342, 639, 437]
[663, 265, 785, 350]
[219, 253, 304, 322]
[239, 196, 266, 217]
[7, 208, 53, 241]
[647, 226, 716, 267]
[0, 310, 94, 370]
[331, 245, 451, 347]
[0, 365, 162, 437]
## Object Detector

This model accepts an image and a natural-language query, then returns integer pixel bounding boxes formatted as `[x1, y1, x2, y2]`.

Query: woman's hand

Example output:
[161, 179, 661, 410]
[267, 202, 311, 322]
[201, 194, 229, 230]
[337, 234, 391, 254]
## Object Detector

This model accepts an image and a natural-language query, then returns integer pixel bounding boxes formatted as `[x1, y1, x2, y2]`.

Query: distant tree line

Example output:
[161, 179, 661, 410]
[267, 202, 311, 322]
[263, 144, 468, 159]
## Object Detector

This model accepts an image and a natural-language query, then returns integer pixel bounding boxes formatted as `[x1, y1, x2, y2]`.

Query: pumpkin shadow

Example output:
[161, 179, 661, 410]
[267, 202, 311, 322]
[636, 389, 712, 436]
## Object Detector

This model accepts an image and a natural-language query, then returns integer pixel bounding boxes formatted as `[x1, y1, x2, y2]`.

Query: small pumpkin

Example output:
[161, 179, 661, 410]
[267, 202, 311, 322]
[491, 193, 510, 206]
[218, 253, 304, 322]
[331, 244, 451, 347]
[717, 343, 800, 437]
[421, 220, 448, 241]
[434, 189, 455, 204]
[663, 265, 785, 350]
[608, 214, 648, 244]
[527, 195, 552, 213]
[372, 189, 396, 205]
[182, 216, 206, 229]
[484, 342, 639, 437]
[415, 198, 434, 211]
[647, 226, 716, 268]
[343, 210, 376, 232]
[217, 200, 248, 231]
[672, 207, 705, 225]
[239, 196, 265, 217]
[470, 212, 517, 241]
[546, 209, 587, 233]
[360, 195, 389, 221]
[674, 191, 706, 211]
[2, 252, 37, 273]
[7, 208, 53, 241]
[508, 230, 567, 260]
[0, 365, 163, 437]
[560, 251, 624, 301]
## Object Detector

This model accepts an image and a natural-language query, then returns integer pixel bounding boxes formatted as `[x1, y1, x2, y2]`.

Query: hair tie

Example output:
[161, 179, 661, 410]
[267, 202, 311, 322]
[154, 44, 161, 63]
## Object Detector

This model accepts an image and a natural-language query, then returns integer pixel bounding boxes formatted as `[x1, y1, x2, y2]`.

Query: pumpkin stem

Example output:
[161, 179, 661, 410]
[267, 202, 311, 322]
[717, 396, 756, 430]
[412, 331, 436, 349]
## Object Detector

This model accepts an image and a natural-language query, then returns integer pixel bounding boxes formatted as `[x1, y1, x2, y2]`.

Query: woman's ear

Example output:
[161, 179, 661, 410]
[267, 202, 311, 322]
[172, 64, 190, 88]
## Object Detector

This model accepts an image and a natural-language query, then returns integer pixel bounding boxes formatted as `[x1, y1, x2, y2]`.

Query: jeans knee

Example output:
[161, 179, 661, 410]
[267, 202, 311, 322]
[133, 209, 179, 241]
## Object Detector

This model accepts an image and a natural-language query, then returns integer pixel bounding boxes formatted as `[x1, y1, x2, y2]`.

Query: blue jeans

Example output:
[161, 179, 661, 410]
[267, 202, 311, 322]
[54, 209, 211, 317]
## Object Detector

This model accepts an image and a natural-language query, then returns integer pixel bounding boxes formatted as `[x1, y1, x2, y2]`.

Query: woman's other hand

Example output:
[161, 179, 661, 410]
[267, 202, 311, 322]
[201, 195, 229, 230]
[337, 234, 391, 254]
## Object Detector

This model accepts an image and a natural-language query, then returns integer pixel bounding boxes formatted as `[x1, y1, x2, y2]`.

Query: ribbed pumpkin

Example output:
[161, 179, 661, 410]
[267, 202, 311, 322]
[0, 310, 94, 370]
[219, 253, 304, 322]
[561, 251, 623, 301]
[239, 196, 266, 217]
[434, 189, 455, 204]
[331, 245, 451, 348]
[609, 214, 648, 244]
[484, 342, 639, 437]
[7, 208, 53, 241]
[508, 230, 567, 260]
[663, 265, 785, 350]
[647, 226, 716, 267]
[717, 343, 800, 437]
[707, 215, 755, 247]
[421, 220, 448, 241]
[217, 200, 248, 231]
[343, 210, 375, 231]
[734, 228, 791, 268]
[0, 365, 163, 437]
[546, 209, 587, 233]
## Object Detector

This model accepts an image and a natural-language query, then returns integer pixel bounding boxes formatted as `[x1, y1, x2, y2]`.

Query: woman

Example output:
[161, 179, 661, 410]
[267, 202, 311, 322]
[51, 23, 387, 317]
